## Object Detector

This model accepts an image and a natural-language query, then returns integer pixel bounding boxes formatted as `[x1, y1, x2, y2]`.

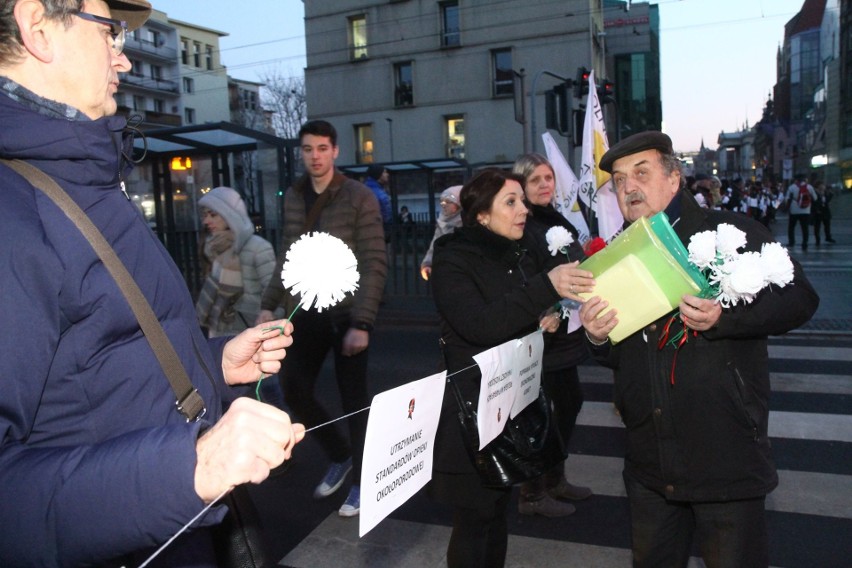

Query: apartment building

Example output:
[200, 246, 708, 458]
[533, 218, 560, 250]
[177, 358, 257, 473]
[303, 1, 610, 166]
[116, 9, 230, 129]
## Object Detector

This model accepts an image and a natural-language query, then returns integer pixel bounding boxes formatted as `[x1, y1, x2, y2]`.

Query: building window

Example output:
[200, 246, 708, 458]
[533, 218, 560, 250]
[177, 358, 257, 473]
[349, 15, 368, 60]
[206, 45, 214, 70]
[242, 90, 258, 111]
[185, 108, 196, 124]
[394, 61, 413, 106]
[355, 123, 374, 163]
[181, 39, 188, 64]
[445, 115, 465, 159]
[133, 95, 145, 112]
[492, 48, 513, 97]
[129, 59, 143, 77]
[183, 77, 194, 93]
[148, 29, 162, 47]
[150, 65, 162, 80]
[153, 99, 165, 113]
[193, 42, 201, 67]
[440, 1, 460, 47]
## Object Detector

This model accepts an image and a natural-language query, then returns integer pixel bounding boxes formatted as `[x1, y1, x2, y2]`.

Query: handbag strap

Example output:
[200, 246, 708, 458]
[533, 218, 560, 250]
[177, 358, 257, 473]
[2, 159, 206, 422]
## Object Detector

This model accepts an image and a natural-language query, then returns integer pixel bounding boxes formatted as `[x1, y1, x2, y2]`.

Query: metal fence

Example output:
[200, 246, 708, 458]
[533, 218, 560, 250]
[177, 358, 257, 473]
[163, 220, 436, 301]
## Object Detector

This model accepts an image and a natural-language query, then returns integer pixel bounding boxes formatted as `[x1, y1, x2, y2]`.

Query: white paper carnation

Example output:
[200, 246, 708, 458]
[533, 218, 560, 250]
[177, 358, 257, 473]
[545, 226, 574, 256]
[714, 223, 747, 257]
[723, 252, 765, 306]
[687, 230, 718, 269]
[759, 242, 795, 287]
[281, 232, 360, 312]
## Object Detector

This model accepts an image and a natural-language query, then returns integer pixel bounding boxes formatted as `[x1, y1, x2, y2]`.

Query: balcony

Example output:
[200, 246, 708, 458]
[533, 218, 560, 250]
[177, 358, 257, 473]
[121, 73, 180, 95]
[117, 107, 182, 128]
[124, 37, 177, 62]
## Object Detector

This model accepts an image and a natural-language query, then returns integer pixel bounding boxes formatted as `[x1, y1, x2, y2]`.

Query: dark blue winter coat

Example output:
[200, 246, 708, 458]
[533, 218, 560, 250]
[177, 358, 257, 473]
[0, 88, 238, 566]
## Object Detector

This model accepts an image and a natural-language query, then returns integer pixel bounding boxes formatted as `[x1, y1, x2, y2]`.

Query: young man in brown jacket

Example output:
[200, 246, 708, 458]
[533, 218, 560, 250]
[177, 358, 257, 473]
[258, 120, 387, 517]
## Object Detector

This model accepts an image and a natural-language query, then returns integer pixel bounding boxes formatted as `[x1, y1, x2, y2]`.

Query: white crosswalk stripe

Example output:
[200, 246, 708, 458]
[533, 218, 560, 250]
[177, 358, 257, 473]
[282, 339, 852, 567]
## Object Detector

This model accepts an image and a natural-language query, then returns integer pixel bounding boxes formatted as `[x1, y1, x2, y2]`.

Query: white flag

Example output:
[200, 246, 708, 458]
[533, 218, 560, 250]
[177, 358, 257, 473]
[542, 132, 591, 244]
[580, 70, 624, 242]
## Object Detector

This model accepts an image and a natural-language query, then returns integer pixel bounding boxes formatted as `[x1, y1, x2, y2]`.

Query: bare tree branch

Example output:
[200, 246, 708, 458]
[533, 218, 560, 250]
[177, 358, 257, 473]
[259, 68, 307, 139]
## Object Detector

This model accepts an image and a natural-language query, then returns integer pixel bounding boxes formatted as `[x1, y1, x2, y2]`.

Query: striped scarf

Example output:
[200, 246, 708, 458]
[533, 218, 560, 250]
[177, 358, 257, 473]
[196, 231, 244, 336]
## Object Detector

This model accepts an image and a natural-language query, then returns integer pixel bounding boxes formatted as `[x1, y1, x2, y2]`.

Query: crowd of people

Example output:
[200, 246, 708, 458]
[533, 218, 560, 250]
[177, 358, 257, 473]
[0, 1, 826, 566]
[687, 172, 838, 250]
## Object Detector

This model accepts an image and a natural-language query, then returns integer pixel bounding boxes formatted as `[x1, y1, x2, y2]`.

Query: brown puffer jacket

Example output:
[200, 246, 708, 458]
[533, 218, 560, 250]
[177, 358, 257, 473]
[261, 172, 387, 328]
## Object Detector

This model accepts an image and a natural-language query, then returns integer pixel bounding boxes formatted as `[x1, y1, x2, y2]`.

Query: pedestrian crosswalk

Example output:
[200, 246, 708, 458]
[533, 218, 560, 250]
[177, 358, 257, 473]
[280, 335, 852, 567]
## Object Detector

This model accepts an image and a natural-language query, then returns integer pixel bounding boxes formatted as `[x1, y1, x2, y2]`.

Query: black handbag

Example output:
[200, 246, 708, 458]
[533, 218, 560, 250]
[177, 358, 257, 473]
[211, 485, 272, 568]
[449, 375, 567, 488]
[3, 159, 272, 568]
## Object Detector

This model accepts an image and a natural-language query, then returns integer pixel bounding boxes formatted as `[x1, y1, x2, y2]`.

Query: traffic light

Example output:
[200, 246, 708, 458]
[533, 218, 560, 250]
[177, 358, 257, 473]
[597, 79, 615, 104]
[574, 67, 590, 98]
[545, 82, 570, 135]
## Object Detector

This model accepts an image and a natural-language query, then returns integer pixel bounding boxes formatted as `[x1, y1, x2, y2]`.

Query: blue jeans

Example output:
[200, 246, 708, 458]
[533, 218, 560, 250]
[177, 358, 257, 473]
[624, 472, 769, 568]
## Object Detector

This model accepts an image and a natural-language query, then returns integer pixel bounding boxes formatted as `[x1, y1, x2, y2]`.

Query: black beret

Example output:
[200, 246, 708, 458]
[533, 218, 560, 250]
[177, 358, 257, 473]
[600, 131, 674, 174]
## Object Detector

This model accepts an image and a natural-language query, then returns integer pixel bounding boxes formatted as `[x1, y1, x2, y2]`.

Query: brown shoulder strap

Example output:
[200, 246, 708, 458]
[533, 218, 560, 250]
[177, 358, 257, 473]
[2, 158, 206, 422]
[301, 187, 332, 234]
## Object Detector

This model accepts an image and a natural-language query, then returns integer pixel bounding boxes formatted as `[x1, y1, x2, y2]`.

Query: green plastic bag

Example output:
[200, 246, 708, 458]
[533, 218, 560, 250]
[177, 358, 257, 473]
[577, 214, 710, 343]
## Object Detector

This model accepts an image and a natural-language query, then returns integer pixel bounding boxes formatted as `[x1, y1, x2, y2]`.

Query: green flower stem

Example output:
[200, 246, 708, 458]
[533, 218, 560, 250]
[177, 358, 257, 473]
[255, 301, 304, 401]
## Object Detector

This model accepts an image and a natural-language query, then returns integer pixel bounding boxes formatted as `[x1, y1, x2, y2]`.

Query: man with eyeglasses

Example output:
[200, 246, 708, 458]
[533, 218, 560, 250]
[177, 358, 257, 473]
[0, 2, 305, 566]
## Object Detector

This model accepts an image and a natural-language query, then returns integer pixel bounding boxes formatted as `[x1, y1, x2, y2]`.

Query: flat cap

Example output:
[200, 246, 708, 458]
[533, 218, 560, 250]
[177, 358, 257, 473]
[600, 131, 673, 174]
[106, 0, 152, 32]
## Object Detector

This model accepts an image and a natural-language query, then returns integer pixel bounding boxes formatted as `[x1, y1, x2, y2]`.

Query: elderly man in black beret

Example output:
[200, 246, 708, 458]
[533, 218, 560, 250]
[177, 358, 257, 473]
[580, 131, 819, 567]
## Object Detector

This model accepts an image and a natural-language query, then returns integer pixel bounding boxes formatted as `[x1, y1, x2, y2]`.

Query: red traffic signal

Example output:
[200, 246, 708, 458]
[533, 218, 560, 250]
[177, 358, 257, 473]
[597, 79, 615, 103]
[574, 66, 591, 98]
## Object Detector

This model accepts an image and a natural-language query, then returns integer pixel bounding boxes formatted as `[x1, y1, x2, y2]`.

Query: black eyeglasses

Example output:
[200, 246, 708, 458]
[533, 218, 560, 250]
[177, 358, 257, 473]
[75, 12, 127, 55]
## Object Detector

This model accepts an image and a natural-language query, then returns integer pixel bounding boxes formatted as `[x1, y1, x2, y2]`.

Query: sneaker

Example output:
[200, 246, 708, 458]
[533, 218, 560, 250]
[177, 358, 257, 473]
[518, 494, 576, 517]
[338, 484, 361, 517]
[548, 478, 593, 501]
[313, 457, 352, 498]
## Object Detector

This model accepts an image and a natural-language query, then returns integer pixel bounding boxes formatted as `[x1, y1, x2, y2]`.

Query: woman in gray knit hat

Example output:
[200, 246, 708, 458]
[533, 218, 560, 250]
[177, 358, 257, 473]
[196, 186, 277, 337]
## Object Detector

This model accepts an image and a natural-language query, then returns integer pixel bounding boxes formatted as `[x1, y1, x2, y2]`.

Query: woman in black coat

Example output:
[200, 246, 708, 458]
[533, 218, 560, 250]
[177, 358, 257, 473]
[511, 153, 593, 517]
[429, 168, 594, 567]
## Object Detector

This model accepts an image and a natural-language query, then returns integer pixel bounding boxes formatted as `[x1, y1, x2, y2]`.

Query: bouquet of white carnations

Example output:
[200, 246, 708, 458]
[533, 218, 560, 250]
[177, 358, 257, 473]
[686, 223, 794, 308]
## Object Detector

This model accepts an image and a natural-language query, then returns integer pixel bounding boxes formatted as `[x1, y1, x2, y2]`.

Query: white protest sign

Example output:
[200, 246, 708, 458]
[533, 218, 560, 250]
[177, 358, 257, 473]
[510, 331, 544, 418]
[473, 339, 519, 449]
[359, 371, 446, 537]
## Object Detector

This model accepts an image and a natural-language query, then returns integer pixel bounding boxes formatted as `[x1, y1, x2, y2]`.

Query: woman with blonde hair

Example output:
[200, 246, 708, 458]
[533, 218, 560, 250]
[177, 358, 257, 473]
[511, 153, 593, 517]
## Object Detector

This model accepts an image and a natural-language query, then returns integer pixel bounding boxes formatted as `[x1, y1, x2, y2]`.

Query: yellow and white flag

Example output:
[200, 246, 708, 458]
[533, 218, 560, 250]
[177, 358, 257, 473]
[579, 70, 624, 242]
[542, 132, 591, 244]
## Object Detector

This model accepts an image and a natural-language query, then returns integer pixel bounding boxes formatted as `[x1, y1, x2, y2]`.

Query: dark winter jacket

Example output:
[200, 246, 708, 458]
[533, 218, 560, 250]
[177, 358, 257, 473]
[589, 190, 819, 502]
[524, 203, 588, 371]
[261, 172, 387, 329]
[0, 85, 236, 566]
[430, 225, 562, 474]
